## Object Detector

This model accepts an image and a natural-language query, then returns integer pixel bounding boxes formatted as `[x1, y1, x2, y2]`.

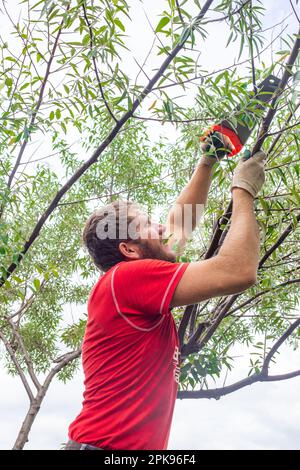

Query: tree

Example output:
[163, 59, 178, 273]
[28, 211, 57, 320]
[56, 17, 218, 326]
[0, 0, 299, 449]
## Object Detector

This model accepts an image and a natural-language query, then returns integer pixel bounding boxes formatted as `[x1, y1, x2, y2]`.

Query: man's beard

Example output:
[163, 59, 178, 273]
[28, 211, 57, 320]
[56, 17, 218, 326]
[137, 240, 176, 263]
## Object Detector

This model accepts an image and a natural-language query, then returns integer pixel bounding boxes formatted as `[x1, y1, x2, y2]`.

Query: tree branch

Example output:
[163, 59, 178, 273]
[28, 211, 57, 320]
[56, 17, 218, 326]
[266, 120, 300, 137]
[262, 317, 300, 374]
[81, 2, 118, 124]
[175, 0, 185, 24]
[153, 27, 287, 91]
[225, 278, 300, 317]
[178, 305, 194, 347]
[177, 368, 300, 399]
[259, 213, 300, 267]
[43, 348, 82, 390]
[0, 329, 34, 402]
[5, 2, 71, 191]
[6, 317, 41, 391]
[289, 0, 300, 24]
[180, 315, 300, 400]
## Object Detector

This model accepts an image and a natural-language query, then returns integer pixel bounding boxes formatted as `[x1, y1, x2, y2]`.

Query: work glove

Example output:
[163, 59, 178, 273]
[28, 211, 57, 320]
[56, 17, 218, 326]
[200, 131, 234, 167]
[231, 150, 266, 198]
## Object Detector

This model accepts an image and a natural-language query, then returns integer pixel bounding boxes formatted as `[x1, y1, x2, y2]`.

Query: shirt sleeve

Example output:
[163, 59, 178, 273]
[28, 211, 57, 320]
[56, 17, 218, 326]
[111, 259, 189, 317]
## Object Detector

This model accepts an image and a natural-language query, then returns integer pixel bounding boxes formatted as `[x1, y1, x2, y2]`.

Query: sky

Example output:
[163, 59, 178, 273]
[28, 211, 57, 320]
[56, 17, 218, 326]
[0, 0, 300, 450]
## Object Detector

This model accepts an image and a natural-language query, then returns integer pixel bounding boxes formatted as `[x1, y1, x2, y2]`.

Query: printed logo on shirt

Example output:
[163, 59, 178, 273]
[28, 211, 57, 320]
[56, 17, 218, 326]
[173, 346, 180, 384]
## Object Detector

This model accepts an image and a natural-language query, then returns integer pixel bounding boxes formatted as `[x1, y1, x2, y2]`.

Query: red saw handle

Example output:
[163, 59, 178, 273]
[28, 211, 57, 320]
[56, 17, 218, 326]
[199, 124, 243, 157]
[211, 124, 243, 157]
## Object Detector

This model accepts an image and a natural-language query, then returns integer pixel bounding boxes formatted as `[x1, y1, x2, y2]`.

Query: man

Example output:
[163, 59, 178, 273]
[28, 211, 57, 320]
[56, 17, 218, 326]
[65, 135, 266, 450]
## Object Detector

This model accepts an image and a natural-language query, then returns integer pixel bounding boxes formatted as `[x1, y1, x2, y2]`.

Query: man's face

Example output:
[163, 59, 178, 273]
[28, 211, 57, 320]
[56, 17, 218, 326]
[128, 209, 177, 263]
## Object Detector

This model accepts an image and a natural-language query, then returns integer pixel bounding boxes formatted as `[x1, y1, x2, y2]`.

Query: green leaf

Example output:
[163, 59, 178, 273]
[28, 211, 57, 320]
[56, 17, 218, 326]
[114, 18, 125, 32]
[33, 278, 40, 290]
[82, 34, 90, 46]
[155, 17, 170, 32]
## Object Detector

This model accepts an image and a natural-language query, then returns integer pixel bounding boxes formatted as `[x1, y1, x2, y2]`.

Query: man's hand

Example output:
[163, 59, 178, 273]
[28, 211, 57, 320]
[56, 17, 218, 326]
[200, 131, 234, 167]
[231, 150, 266, 198]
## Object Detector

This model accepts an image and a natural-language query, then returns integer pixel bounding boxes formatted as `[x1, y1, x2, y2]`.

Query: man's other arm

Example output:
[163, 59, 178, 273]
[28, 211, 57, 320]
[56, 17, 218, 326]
[171, 151, 266, 307]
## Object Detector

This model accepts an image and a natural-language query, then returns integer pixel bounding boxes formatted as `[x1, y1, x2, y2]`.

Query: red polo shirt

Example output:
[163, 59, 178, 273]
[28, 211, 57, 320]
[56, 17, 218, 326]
[68, 258, 188, 450]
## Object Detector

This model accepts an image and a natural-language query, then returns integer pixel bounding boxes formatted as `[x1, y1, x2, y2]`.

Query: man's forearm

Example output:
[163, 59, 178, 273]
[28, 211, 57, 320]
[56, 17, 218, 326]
[166, 162, 213, 252]
[218, 188, 260, 279]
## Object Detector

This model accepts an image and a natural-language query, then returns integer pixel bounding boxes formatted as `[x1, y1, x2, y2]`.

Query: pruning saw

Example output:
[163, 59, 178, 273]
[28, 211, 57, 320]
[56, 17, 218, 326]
[200, 74, 281, 157]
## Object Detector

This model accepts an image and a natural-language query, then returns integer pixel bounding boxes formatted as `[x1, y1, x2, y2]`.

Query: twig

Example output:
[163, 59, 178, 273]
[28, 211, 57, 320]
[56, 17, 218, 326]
[175, 0, 184, 24]
[259, 213, 300, 267]
[266, 120, 300, 136]
[225, 278, 300, 317]
[289, 0, 300, 23]
[153, 27, 287, 91]
[249, 0, 257, 94]
[201, 0, 251, 25]
[81, 2, 118, 124]
[132, 115, 207, 123]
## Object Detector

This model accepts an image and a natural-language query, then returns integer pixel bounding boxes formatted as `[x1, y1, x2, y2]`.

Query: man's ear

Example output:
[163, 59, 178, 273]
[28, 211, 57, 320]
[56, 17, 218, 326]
[119, 241, 141, 260]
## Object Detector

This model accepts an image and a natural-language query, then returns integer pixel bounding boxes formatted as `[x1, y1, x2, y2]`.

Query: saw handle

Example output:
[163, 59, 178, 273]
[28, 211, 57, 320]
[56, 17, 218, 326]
[200, 125, 243, 158]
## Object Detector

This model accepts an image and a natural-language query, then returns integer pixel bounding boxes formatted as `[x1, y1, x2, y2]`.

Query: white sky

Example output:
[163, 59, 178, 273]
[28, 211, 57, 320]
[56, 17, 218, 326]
[0, 0, 300, 450]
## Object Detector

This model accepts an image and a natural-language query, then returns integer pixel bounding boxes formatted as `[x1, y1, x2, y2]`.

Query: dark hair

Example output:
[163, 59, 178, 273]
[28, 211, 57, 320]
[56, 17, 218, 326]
[82, 200, 138, 272]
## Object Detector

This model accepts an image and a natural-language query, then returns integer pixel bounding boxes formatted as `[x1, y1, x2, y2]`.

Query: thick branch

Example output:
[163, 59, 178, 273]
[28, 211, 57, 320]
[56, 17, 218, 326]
[266, 120, 300, 137]
[178, 305, 195, 347]
[177, 369, 300, 399]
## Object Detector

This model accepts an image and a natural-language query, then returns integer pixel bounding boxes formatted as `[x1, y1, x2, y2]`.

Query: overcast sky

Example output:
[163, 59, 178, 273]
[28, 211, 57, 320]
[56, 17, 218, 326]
[0, 0, 299, 450]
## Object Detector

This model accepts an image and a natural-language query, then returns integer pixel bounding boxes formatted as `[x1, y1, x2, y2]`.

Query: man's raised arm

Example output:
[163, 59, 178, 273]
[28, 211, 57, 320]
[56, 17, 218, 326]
[165, 134, 233, 254]
[171, 151, 266, 307]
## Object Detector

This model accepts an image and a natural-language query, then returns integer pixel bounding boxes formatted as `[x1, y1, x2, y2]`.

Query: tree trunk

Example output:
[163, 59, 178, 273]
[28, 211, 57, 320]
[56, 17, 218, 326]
[13, 396, 43, 450]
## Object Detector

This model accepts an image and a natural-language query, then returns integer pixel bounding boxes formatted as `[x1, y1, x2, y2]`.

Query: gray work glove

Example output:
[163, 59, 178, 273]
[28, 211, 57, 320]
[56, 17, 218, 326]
[231, 150, 266, 198]
[200, 132, 234, 167]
